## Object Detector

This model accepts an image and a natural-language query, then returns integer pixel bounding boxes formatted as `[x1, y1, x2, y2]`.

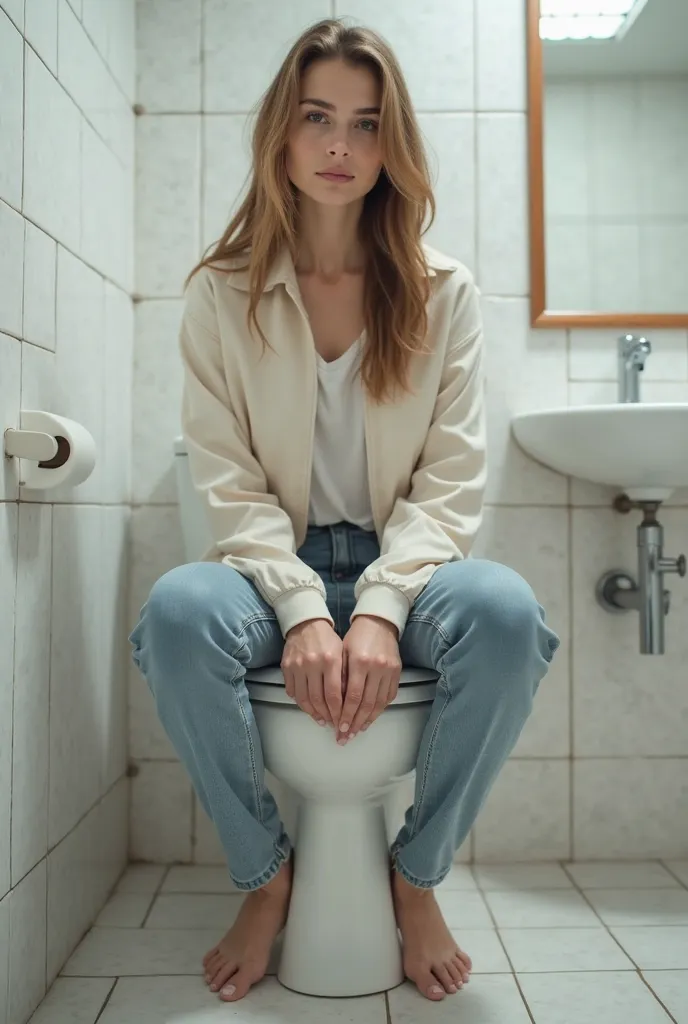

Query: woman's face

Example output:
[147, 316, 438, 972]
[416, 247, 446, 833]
[286, 58, 383, 206]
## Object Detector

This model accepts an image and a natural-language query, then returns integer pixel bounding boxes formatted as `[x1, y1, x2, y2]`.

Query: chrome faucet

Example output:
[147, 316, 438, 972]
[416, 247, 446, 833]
[618, 334, 651, 403]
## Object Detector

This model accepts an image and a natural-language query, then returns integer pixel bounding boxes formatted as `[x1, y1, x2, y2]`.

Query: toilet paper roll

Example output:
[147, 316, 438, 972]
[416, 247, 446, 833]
[19, 410, 96, 491]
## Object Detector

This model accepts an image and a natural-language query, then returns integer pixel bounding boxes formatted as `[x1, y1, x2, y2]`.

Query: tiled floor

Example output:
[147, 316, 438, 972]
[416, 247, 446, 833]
[29, 861, 688, 1023]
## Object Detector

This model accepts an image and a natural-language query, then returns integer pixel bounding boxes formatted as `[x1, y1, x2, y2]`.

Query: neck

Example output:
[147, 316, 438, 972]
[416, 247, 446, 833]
[294, 194, 366, 278]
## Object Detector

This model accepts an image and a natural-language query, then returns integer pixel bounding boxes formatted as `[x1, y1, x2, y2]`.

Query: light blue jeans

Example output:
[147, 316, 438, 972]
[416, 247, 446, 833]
[129, 522, 560, 891]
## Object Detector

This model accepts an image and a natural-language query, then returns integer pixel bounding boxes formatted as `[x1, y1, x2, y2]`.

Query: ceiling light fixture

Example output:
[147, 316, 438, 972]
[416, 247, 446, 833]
[540, 0, 649, 41]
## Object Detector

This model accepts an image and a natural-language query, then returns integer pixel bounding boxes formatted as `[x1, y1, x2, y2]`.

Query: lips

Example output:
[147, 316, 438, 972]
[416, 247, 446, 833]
[317, 172, 354, 181]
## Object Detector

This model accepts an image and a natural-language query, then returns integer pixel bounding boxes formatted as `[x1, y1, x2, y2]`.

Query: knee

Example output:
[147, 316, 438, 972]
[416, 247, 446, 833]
[131, 563, 221, 660]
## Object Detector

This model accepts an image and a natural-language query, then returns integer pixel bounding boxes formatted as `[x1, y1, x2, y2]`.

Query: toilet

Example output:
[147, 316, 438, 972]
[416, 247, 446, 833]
[174, 437, 437, 997]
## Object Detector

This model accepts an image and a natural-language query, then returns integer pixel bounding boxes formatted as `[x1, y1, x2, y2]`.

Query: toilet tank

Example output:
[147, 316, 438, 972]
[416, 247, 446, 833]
[174, 436, 214, 561]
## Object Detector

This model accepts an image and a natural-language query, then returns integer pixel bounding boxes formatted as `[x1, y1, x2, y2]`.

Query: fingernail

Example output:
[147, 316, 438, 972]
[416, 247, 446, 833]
[340, 723, 349, 733]
[222, 984, 236, 996]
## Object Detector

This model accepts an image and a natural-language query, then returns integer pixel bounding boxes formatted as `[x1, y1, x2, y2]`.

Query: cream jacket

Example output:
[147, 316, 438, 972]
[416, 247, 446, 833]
[179, 242, 486, 639]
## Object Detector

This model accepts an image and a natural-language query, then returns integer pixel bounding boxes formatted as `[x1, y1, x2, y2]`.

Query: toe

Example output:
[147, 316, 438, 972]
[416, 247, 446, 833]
[203, 946, 219, 968]
[411, 968, 446, 1001]
[446, 960, 464, 990]
[456, 948, 472, 972]
[219, 965, 257, 1002]
[209, 961, 237, 992]
[433, 964, 459, 994]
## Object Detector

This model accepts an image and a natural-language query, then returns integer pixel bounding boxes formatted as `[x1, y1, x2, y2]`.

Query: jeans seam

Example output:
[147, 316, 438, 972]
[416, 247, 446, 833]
[405, 611, 452, 648]
[228, 637, 264, 826]
[407, 684, 452, 839]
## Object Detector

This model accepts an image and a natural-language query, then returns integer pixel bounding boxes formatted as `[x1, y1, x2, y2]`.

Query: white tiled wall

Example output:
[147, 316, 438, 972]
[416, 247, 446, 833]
[128, 0, 688, 873]
[0, 0, 134, 1020]
[545, 76, 688, 312]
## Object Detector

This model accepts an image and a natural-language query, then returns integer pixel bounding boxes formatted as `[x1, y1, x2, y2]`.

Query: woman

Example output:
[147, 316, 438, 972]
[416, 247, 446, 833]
[129, 18, 560, 1006]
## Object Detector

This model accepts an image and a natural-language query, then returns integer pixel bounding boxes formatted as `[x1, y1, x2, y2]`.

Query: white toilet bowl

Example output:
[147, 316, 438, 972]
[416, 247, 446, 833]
[174, 437, 438, 996]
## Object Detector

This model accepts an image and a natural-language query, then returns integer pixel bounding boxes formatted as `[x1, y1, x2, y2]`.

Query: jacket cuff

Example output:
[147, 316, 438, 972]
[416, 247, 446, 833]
[350, 584, 411, 638]
[273, 587, 335, 638]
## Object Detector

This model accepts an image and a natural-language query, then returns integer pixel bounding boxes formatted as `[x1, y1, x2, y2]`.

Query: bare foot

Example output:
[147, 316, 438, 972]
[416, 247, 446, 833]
[202, 858, 292, 1002]
[392, 869, 472, 1001]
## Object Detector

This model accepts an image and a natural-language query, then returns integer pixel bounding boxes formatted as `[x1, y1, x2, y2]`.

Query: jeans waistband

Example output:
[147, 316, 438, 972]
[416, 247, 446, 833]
[297, 522, 380, 577]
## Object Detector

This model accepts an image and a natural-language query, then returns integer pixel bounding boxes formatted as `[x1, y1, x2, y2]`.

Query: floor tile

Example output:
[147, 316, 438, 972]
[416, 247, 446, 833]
[435, 889, 493, 928]
[451, 929, 511, 973]
[99, 976, 387, 1023]
[517, 970, 673, 1023]
[474, 863, 573, 890]
[95, 893, 155, 928]
[584, 888, 688, 927]
[610, 927, 688, 970]
[643, 970, 688, 1021]
[484, 889, 600, 928]
[161, 865, 237, 893]
[27, 977, 115, 1023]
[565, 862, 680, 890]
[114, 864, 166, 893]
[61, 928, 233, 976]
[665, 862, 688, 888]
[499, 927, 634, 973]
[437, 864, 479, 891]
[388, 974, 531, 1022]
[144, 893, 245, 929]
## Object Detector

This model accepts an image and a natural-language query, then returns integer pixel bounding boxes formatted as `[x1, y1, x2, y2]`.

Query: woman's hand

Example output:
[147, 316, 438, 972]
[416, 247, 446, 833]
[338, 616, 402, 744]
[281, 619, 344, 728]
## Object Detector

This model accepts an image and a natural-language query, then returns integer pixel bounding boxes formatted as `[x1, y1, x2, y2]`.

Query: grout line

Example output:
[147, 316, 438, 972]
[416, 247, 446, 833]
[384, 989, 393, 1024]
[139, 866, 171, 928]
[93, 978, 118, 1023]
[567, 500, 574, 860]
[660, 862, 688, 891]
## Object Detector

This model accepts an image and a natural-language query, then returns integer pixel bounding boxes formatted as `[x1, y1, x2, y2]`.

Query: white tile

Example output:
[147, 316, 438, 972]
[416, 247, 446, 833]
[500, 927, 633, 974]
[136, 116, 200, 296]
[57, 0, 112, 139]
[474, 864, 573, 892]
[62, 927, 233, 976]
[435, 890, 493, 929]
[0, 199, 24, 337]
[585, 888, 688, 927]
[0, 333, 21, 501]
[484, 889, 599, 929]
[643, 971, 688, 1022]
[0, 503, 17, 901]
[101, 284, 133, 504]
[571, 509, 688, 757]
[116, 864, 167, 894]
[591, 224, 642, 313]
[81, 120, 116, 277]
[452, 929, 510, 973]
[472, 507, 569, 757]
[665, 862, 688, 888]
[98, 780, 129, 903]
[23, 47, 81, 252]
[0, 894, 8, 1022]
[565, 862, 681, 890]
[0, 9, 23, 210]
[574, 759, 688, 861]
[0, 0, 23, 30]
[568, 328, 688, 382]
[28, 977, 115, 1024]
[11, 504, 51, 885]
[99, 507, 130, 792]
[25, 0, 58, 73]
[481, 300, 568, 505]
[101, 974, 386, 1023]
[8, 860, 47, 1024]
[137, 0, 201, 112]
[23, 221, 57, 351]
[518, 970, 673, 1024]
[474, 761, 570, 863]
[80, 0, 108, 59]
[64, 0, 80, 16]
[438, 865, 478, 892]
[106, 0, 135, 102]
[389, 974, 531, 1023]
[543, 84, 589, 221]
[95, 893, 154, 928]
[545, 222, 593, 312]
[336, 0, 474, 113]
[589, 82, 640, 222]
[611, 926, 688, 970]
[417, 114, 475, 273]
[641, 223, 688, 313]
[161, 866, 237, 894]
[201, 114, 252, 254]
[477, 115, 528, 296]
[638, 80, 688, 221]
[132, 299, 185, 503]
[476, 0, 526, 112]
[130, 760, 192, 863]
[145, 893, 244, 930]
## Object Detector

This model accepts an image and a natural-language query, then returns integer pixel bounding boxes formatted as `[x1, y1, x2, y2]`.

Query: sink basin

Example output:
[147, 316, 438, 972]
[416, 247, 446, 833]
[511, 403, 688, 501]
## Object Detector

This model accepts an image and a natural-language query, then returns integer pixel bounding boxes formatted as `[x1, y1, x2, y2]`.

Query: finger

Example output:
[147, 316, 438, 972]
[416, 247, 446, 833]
[306, 666, 330, 726]
[356, 672, 393, 735]
[294, 672, 316, 719]
[338, 661, 367, 738]
[323, 653, 343, 728]
[282, 665, 295, 701]
[349, 672, 387, 738]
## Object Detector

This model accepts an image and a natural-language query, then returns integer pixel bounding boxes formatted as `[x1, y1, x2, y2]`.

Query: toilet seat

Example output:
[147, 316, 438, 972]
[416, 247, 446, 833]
[246, 666, 438, 705]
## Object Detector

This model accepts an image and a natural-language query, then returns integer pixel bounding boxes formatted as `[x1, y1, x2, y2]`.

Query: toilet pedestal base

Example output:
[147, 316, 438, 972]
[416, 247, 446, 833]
[277, 800, 404, 997]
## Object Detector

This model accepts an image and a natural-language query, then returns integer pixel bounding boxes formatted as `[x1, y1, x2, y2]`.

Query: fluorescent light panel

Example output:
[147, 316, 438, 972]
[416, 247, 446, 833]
[540, 0, 644, 40]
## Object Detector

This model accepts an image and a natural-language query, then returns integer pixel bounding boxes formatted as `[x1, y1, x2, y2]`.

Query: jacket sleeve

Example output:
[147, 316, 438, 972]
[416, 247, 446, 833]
[351, 275, 486, 637]
[179, 273, 334, 638]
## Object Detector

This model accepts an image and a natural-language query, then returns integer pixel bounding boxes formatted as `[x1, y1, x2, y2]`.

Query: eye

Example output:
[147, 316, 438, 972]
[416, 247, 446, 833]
[306, 111, 327, 124]
[358, 119, 379, 132]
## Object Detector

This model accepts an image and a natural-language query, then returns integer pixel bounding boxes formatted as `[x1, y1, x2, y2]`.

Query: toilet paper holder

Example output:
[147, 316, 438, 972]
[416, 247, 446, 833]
[4, 427, 69, 467]
[3, 410, 96, 489]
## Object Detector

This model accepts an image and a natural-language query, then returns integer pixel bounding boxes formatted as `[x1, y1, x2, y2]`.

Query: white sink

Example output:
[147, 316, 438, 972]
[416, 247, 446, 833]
[511, 403, 688, 501]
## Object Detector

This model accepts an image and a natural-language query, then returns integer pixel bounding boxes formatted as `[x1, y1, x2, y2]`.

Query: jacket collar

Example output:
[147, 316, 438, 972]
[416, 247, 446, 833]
[223, 241, 460, 293]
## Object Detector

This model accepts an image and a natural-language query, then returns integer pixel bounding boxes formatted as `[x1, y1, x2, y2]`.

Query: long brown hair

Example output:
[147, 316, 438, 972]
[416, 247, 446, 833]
[187, 18, 437, 403]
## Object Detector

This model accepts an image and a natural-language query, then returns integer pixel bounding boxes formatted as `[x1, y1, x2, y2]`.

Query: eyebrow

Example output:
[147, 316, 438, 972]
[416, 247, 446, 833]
[299, 98, 381, 115]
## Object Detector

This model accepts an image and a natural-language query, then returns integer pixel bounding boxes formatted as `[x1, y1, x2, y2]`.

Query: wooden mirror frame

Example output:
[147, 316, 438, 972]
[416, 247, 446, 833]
[527, 0, 688, 328]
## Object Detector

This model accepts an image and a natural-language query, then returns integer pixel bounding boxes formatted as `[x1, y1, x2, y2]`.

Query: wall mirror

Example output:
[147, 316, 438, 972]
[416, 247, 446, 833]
[528, 0, 688, 327]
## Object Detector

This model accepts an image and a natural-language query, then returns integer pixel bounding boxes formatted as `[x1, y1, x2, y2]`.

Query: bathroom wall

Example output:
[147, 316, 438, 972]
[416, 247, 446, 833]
[545, 75, 688, 312]
[129, 0, 688, 868]
[0, 1, 134, 1020]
